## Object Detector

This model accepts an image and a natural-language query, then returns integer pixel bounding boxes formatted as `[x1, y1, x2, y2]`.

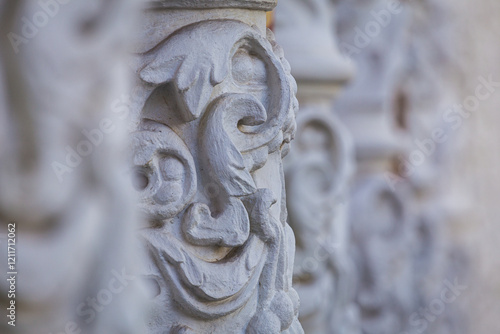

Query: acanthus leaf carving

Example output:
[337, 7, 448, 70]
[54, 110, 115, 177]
[200, 94, 260, 197]
[131, 14, 302, 333]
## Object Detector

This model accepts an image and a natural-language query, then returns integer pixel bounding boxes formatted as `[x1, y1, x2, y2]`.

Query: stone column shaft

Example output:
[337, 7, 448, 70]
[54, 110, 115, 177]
[130, 1, 303, 333]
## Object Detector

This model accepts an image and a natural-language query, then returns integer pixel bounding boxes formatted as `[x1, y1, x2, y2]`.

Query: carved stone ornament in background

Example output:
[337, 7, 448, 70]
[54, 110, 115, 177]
[283, 109, 361, 334]
[399, 0, 468, 333]
[335, 0, 468, 333]
[274, 0, 361, 333]
[130, 2, 303, 333]
[334, 0, 421, 333]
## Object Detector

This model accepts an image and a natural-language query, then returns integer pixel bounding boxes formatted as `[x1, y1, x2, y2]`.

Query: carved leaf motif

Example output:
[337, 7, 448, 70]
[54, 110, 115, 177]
[138, 19, 293, 141]
[180, 94, 268, 247]
[140, 53, 220, 122]
[138, 21, 253, 122]
[200, 95, 259, 197]
[133, 19, 302, 333]
[141, 229, 266, 317]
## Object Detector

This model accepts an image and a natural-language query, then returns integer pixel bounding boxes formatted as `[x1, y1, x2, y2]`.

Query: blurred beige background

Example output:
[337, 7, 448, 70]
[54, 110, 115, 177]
[450, 0, 500, 332]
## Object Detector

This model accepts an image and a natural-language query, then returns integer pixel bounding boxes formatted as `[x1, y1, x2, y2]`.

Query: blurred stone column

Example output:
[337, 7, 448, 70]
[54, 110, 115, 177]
[274, 1, 361, 333]
[396, 1, 468, 333]
[335, 1, 418, 333]
[335, 0, 467, 333]
[0, 1, 142, 333]
[129, 1, 303, 333]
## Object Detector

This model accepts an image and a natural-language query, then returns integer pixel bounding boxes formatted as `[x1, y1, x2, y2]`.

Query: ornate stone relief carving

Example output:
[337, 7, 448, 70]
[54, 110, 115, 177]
[348, 177, 417, 334]
[0, 1, 142, 333]
[130, 2, 303, 333]
[274, 1, 360, 333]
[283, 109, 361, 334]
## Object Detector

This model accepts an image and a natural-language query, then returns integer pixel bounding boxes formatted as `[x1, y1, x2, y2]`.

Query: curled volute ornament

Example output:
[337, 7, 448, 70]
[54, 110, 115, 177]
[130, 16, 301, 334]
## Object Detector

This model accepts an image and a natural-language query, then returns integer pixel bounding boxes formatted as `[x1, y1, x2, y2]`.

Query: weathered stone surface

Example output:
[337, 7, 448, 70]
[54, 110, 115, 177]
[129, 2, 303, 333]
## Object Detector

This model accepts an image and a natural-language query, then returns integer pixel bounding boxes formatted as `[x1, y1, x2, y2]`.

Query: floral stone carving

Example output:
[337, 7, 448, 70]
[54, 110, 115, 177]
[130, 5, 303, 333]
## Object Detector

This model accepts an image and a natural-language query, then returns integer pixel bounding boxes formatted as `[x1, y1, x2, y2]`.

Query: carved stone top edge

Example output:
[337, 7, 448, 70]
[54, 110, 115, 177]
[146, 0, 277, 11]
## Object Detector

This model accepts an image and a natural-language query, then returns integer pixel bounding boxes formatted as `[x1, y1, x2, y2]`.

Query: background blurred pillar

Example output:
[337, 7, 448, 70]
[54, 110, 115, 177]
[335, 0, 468, 333]
[0, 1, 143, 333]
[274, 1, 361, 333]
[129, 1, 303, 333]
[334, 1, 419, 333]
[396, 1, 468, 333]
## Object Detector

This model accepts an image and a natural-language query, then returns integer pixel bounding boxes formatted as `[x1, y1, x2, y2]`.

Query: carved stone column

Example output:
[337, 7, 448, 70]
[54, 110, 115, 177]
[273, 1, 360, 334]
[129, 1, 303, 333]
